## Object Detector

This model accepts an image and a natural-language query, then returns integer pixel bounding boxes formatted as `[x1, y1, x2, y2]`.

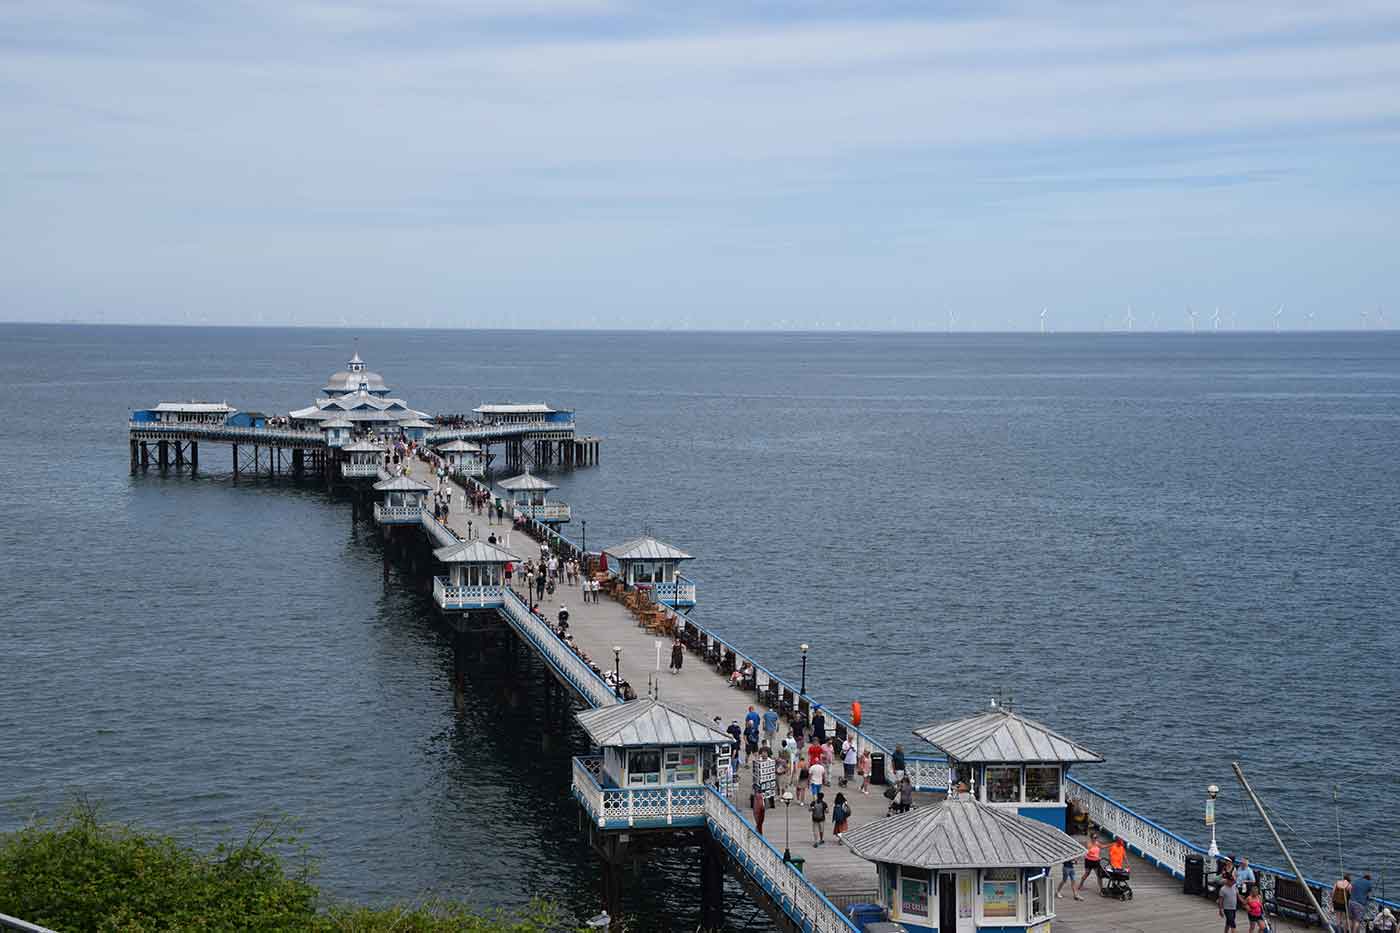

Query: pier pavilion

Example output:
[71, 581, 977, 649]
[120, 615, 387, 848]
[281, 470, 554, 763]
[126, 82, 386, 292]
[842, 795, 1085, 933]
[601, 536, 697, 608]
[431, 539, 517, 611]
[131, 401, 236, 425]
[498, 471, 571, 524]
[372, 474, 431, 524]
[340, 439, 384, 478]
[322, 351, 391, 397]
[435, 439, 485, 477]
[913, 707, 1103, 831]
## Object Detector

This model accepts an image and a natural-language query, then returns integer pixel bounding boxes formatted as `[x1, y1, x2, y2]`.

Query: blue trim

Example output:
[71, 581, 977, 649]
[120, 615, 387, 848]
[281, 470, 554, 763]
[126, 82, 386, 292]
[1017, 806, 1066, 831]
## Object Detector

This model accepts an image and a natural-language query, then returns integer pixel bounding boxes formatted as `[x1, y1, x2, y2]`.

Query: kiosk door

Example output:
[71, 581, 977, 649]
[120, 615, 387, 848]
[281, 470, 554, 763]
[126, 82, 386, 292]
[938, 873, 957, 931]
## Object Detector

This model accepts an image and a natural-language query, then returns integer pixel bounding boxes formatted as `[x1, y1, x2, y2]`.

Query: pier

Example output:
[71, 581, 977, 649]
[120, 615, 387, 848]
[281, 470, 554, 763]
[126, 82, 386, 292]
[126, 353, 1393, 933]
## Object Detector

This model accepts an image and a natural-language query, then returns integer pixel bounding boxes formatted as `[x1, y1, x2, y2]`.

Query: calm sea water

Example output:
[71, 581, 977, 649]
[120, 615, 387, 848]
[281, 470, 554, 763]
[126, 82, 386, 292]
[2, 324, 1397, 920]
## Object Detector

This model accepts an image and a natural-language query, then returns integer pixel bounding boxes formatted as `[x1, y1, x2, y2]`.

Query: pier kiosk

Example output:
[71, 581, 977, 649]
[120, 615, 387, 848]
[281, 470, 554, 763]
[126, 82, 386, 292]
[843, 795, 1084, 933]
[601, 536, 697, 608]
[321, 417, 353, 448]
[435, 439, 485, 477]
[340, 438, 384, 478]
[570, 699, 734, 831]
[498, 471, 570, 524]
[372, 474, 431, 525]
[399, 419, 432, 443]
[913, 707, 1103, 831]
[432, 539, 517, 611]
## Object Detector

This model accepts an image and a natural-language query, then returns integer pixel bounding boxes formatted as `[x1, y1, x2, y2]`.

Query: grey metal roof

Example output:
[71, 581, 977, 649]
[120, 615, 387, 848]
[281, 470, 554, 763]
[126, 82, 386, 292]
[373, 475, 432, 492]
[474, 403, 555, 414]
[343, 439, 384, 452]
[603, 536, 693, 562]
[435, 439, 480, 452]
[913, 708, 1104, 764]
[321, 417, 353, 428]
[842, 796, 1086, 869]
[575, 699, 736, 748]
[153, 401, 235, 413]
[497, 471, 557, 492]
[433, 539, 520, 563]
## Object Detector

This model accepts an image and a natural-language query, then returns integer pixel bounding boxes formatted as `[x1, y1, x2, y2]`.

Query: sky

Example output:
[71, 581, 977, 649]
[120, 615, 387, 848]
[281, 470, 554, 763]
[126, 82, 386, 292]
[2, 0, 1398, 331]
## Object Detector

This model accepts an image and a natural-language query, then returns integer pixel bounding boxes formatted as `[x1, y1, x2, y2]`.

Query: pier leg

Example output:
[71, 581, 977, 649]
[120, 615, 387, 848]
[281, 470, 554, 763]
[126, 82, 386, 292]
[190, 441, 198, 473]
[232, 443, 239, 479]
[140, 441, 149, 468]
[699, 834, 725, 932]
[175, 442, 184, 468]
[130, 439, 138, 473]
[157, 439, 169, 470]
[292, 448, 304, 477]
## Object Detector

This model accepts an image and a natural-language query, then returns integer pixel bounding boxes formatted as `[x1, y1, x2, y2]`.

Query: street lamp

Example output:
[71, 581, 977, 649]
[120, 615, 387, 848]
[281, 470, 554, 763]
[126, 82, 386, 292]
[782, 788, 795, 862]
[613, 646, 622, 699]
[799, 644, 809, 697]
[581, 519, 587, 555]
[1206, 784, 1220, 861]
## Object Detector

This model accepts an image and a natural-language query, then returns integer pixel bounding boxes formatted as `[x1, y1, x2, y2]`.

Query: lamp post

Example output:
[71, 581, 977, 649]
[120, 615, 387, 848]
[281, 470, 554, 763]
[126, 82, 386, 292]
[799, 644, 809, 697]
[581, 519, 587, 555]
[613, 646, 622, 699]
[782, 788, 795, 862]
[1206, 784, 1220, 861]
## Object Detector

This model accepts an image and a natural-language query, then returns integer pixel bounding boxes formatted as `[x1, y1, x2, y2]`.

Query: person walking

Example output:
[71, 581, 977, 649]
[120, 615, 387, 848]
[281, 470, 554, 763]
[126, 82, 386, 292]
[858, 748, 872, 795]
[752, 784, 766, 836]
[832, 792, 851, 844]
[1077, 838, 1104, 895]
[809, 791, 828, 847]
[1218, 873, 1240, 933]
[892, 743, 907, 782]
[841, 737, 857, 787]
[1056, 859, 1084, 900]
[727, 719, 743, 765]
[808, 759, 826, 804]
[896, 774, 913, 814]
[762, 706, 779, 748]
[791, 708, 808, 746]
[811, 706, 827, 744]
[669, 638, 684, 674]
[1244, 888, 1264, 933]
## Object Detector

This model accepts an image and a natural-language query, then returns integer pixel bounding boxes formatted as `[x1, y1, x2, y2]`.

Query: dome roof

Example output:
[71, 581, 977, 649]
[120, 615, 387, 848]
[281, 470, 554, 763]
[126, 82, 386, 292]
[323, 351, 390, 396]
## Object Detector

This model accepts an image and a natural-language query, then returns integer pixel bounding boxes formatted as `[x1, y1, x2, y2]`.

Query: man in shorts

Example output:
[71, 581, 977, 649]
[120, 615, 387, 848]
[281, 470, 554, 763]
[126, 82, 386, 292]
[1056, 858, 1083, 900]
[1218, 874, 1239, 932]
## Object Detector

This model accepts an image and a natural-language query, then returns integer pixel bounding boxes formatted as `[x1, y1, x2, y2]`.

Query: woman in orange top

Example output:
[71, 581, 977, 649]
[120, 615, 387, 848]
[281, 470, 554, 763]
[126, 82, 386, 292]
[1077, 839, 1104, 894]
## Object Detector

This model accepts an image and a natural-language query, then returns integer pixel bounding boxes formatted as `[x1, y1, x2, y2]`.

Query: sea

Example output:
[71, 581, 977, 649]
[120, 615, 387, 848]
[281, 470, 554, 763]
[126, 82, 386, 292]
[2, 324, 1397, 925]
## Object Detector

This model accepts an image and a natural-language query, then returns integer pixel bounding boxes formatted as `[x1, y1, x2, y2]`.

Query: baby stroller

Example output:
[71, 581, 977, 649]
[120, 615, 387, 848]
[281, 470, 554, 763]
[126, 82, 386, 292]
[1101, 864, 1133, 901]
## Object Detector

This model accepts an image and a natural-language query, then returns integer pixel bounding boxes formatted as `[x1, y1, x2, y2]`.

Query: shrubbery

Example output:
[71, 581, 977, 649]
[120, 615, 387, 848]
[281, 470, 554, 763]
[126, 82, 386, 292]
[0, 801, 574, 932]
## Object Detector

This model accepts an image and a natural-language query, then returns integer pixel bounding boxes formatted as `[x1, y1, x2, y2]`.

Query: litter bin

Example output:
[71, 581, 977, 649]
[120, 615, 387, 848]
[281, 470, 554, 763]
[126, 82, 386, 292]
[788, 855, 806, 874]
[869, 752, 887, 785]
[1183, 854, 1205, 896]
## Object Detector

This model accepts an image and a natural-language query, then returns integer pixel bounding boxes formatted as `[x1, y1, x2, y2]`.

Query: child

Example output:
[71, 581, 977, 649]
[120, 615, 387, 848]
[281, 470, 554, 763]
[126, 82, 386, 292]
[1244, 889, 1264, 933]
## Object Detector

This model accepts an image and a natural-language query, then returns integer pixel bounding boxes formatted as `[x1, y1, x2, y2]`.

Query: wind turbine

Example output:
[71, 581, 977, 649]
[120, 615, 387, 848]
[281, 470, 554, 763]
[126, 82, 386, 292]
[1187, 306, 1198, 333]
[1378, 307, 1388, 330]
[1273, 305, 1284, 332]
[1039, 307, 1048, 334]
[1212, 307, 1221, 331]
[947, 308, 957, 333]
[1125, 304, 1135, 331]
[1306, 311, 1316, 329]
[1362, 308, 1370, 330]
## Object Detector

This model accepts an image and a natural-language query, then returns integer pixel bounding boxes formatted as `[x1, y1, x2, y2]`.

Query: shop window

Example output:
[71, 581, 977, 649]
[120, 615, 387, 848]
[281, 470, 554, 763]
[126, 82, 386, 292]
[985, 766, 1022, 803]
[899, 868, 931, 919]
[1025, 765, 1061, 803]
[664, 748, 698, 784]
[628, 750, 661, 785]
[1028, 870, 1050, 918]
[981, 869, 1019, 920]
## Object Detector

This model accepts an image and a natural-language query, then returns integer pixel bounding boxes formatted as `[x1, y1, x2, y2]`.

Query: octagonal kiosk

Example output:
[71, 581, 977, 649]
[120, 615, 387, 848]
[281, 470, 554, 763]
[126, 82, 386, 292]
[435, 439, 485, 478]
[913, 706, 1103, 831]
[498, 471, 570, 524]
[341, 438, 384, 479]
[570, 699, 735, 830]
[432, 539, 517, 610]
[602, 536, 696, 608]
[373, 473, 431, 526]
[843, 795, 1084, 932]
[321, 417, 353, 449]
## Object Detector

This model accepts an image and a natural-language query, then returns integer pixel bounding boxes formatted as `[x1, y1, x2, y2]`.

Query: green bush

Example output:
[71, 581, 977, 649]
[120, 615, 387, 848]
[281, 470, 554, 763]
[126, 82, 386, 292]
[0, 801, 575, 932]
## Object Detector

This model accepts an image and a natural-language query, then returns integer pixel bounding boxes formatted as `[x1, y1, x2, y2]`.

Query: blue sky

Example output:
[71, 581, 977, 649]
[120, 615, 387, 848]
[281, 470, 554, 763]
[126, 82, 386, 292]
[2, 0, 1398, 330]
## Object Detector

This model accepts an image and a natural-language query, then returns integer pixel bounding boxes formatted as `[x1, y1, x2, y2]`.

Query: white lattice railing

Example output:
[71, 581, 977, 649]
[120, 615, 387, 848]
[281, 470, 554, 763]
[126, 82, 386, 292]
[433, 577, 505, 609]
[704, 790, 858, 933]
[903, 756, 948, 792]
[1066, 777, 1196, 877]
[340, 462, 380, 477]
[128, 421, 324, 444]
[373, 503, 424, 523]
[644, 580, 698, 605]
[424, 420, 576, 443]
[571, 757, 708, 829]
[501, 589, 617, 709]
[514, 503, 571, 523]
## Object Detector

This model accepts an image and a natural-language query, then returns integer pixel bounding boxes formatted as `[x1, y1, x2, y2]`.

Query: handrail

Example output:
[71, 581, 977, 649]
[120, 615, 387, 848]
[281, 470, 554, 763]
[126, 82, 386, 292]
[500, 588, 617, 709]
[0, 914, 61, 933]
[128, 422, 324, 444]
[703, 788, 858, 932]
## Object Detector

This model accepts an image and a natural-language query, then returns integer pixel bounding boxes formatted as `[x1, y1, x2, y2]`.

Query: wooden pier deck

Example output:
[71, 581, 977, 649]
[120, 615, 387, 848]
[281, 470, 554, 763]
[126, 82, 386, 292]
[430, 475, 1313, 933]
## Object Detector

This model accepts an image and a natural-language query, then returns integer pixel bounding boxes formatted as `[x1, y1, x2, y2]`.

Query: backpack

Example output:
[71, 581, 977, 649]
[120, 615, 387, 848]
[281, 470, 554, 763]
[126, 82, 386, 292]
[812, 800, 827, 821]
[833, 802, 849, 824]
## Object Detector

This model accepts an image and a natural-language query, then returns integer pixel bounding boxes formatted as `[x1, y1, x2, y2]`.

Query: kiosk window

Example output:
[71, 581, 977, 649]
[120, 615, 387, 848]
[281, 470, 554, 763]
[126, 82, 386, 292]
[985, 766, 1022, 803]
[1025, 765, 1061, 802]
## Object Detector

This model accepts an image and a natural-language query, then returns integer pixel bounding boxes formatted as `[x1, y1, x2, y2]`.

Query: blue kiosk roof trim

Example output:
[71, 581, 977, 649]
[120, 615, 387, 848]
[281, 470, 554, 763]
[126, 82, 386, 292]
[914, 707, 1104, 764]
[842, 796, 1085, 870]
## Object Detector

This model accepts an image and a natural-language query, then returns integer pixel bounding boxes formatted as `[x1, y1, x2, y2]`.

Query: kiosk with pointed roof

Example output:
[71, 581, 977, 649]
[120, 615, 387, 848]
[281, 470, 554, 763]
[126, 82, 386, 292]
[570, 699, 735, 830]
[602, 536, 697, 607]
[497, 471, 570, 524]
[843, 794, 1085, 931]
[432, 539, 517, 610]
[913, 705, 1103, 831]
[373, 473, 431, 525]
[340, 438, 384, 478]
[435, 439, 485, 477]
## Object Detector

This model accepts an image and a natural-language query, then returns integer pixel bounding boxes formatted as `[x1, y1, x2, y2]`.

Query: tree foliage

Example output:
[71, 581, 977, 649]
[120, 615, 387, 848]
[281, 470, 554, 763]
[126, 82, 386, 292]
[0, 801, 576, 932]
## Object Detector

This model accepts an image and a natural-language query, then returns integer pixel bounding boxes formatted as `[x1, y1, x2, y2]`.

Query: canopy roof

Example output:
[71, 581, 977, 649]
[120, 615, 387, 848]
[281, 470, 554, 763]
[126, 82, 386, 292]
[474, 403, 555, 415]
[321, 417, 353, 429]
[603, 536, 693, 562]
[842, 796, 1086, 870]
[498, 472, 557, 492]
[399, 419, 432, 429]
[575, 699, 734, 748]
[152, 401, 235, 413]
[373, 475, 432, 493]
[913, 707, 1104, 764]
[433, 539, 520, 564]
[435, 439, 481, 453]
[343, 439, 384, 453]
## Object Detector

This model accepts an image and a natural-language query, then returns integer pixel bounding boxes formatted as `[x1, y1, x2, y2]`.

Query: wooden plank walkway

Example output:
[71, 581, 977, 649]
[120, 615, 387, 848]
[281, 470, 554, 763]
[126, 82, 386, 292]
[433, 481, 1311, 933]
